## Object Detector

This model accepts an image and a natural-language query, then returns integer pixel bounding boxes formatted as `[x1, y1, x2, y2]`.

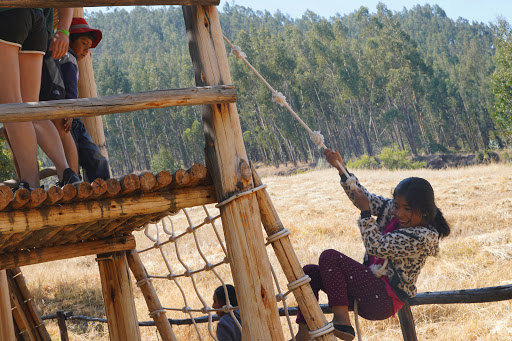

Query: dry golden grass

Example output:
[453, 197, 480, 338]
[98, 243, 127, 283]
[22, 164, 512, 340]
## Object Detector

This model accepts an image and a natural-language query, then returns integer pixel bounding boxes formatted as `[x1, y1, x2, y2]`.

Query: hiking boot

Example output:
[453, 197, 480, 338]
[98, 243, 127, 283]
[12, 181, 34, 193]
[58, 168, 81, 187]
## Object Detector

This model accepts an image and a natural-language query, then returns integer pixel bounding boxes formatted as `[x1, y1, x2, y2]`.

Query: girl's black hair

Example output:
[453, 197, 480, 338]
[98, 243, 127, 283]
[393, 177, 450, 238]
[214, 284, 238, 306]
[70, 31, 96, 43]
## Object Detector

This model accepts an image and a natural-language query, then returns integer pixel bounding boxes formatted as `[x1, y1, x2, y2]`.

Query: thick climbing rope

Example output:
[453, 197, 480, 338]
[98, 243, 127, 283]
[223, 36, 357, 190]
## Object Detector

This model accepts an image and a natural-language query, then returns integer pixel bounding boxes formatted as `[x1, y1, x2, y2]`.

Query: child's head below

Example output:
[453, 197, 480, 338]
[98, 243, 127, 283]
[68, 17, 102, 62]
[213, 284, 238, 317]
[393, 177, 450, 237]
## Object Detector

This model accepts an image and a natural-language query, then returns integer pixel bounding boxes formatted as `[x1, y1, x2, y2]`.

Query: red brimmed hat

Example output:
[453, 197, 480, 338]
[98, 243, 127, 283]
[69, 17, 102, 48]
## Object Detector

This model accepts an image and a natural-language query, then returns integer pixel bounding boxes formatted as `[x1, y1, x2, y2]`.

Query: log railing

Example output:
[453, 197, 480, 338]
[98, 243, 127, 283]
[0, 0, 219, 7]
[36, 283, 512, 338]
[0, 85, 236, 123]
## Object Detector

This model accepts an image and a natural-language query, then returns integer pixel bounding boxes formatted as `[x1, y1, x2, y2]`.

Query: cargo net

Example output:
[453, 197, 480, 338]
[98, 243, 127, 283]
[135, 204, 297, 341]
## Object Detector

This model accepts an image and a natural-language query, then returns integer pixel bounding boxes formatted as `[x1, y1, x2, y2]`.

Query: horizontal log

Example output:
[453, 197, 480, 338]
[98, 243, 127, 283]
[408, 284, 512, 305]
[0, 0, 220, 7]
[0, 185, 216, 236]
[0, 86, 236, 123]
[0, 235, 136, 269]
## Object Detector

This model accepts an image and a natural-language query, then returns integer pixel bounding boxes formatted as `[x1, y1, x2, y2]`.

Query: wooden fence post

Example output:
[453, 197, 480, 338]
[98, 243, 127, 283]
[97, 252, 141, 341]
[397, 302, 418, 341]
[183, 5, 285, 341]
[56, 311, 69, 341]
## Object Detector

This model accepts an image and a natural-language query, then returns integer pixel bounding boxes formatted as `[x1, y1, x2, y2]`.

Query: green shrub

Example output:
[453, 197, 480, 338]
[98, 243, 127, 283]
[347, 154, 380, 169]
[0, 144, 16, 181]
[150, 148, 181, 173]
[377, 147, 426, 170]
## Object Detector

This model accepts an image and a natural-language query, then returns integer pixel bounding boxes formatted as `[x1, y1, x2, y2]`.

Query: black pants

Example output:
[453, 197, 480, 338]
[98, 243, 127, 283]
[70, 119, 110, 181]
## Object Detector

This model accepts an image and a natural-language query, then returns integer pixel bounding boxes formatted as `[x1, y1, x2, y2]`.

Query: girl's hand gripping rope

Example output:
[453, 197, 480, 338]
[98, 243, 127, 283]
[323, 149, 357, 189]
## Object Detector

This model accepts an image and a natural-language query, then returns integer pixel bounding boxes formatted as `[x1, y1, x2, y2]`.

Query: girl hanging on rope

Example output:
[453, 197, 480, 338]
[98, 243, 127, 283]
[294, 149, 450, 341]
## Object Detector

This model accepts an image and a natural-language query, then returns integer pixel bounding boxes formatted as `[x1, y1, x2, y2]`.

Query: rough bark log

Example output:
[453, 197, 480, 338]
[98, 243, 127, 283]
[126, 250, 177, 341]
[251, 163, 336, 341]
[0, 185, 216, 237]
[0, 86, 237, 123]
[97, 251, 141, 341]
[183, 5, 284, 340]
[0, 235, 136, 270]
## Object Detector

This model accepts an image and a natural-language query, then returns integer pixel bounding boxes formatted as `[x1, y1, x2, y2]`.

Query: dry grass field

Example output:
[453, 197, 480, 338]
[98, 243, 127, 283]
[22, 163, 512, 340]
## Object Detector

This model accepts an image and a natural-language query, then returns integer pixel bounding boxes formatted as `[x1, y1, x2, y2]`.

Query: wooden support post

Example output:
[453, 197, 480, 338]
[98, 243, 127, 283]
[7, 268, 51, 341]
[97, 251, 141, 341]
[73, 8, 111, 179]
[183, 5, 285, 341]
[397, 303, 418, 341]
[0, 270, 15, 341]
[251, 164, 336, 340]
[126, 250, 177, 341]
[56, 311, 69, 341]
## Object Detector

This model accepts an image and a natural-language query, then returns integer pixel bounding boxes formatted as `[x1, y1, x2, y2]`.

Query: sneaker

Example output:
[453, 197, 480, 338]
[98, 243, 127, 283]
[58, 168, 82, 187]
[12, 181, 34, 193]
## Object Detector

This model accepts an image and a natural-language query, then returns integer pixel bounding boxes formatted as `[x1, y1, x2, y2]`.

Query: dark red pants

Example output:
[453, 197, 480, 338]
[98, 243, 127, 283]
[296, 249, 395, 323]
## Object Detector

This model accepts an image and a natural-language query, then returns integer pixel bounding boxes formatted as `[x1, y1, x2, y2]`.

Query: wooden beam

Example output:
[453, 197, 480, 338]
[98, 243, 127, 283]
[251, 164, 336, 341]
[97, 251, 141, 341]
[0, 85, 236, 123]
[0, 235, 136, 270]
[126, 250, 177, 341]
[408, 284, 512, 305]
[183, 6, 284, 341]
[397, 303, 418, 341]
[0, 185, 216, 236]
[0, 270, 15, 341]
[0, 0, 220, 7]
[0, 86, 236, 123]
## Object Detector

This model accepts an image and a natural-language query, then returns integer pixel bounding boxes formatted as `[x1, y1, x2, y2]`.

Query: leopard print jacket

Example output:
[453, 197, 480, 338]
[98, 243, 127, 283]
[340, 173, 440, 299]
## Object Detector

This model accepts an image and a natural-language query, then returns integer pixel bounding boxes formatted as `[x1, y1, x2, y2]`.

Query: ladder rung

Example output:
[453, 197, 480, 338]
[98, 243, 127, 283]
[0, 85, 236, 123]
[0, 0, 219, 8]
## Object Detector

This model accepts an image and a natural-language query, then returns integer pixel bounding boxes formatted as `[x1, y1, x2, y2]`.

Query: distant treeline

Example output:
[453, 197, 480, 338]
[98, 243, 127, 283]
[84, 4, 511, 175]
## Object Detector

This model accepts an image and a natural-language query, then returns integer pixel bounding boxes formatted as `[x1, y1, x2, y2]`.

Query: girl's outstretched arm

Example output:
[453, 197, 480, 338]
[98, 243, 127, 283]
[324, 149, 391, 216]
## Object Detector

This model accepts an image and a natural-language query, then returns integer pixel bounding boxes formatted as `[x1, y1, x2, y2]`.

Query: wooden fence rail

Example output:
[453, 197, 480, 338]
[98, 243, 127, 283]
[38, 284, 512, 339]
[0, 86, 236, 123]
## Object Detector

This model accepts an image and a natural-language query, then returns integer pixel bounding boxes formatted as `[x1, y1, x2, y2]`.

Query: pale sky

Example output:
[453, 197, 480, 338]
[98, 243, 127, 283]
[86, 0, 511, 24]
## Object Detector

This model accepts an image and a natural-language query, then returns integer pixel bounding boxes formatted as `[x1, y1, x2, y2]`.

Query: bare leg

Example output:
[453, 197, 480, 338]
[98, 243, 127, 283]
[0, 42, 40, 188]
[51, 119, 79, 173]
[19, 52, 70, 180]
[332, 305, 352, 326]
[295, 323, 310, 341]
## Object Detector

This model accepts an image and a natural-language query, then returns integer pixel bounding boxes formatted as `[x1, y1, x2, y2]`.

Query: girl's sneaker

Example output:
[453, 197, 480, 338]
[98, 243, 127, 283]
[58, 168, 82, 187]
[12, 181, 34, 193]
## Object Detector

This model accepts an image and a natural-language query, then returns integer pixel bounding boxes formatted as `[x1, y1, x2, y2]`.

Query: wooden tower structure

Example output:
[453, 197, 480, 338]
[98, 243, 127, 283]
[0, 1, 335, 340]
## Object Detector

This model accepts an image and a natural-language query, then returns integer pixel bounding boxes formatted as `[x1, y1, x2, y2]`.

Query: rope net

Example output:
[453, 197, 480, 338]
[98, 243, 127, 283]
[135, 204, 300, 341]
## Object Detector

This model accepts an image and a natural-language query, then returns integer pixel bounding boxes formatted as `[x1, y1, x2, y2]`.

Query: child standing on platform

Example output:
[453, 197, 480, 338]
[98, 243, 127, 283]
[52, 17, 110, 183]
[295, 149, 450, 341]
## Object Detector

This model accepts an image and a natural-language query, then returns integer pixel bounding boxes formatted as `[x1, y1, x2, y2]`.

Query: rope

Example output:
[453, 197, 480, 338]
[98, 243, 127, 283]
[308, 322, 335, 339]
[266, 228, 290, 245]
[223, 35, 356, 189]
[215, 184, 267, 208]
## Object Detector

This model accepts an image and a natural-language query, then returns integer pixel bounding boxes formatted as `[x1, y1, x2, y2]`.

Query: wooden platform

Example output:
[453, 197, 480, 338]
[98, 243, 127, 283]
[0, 164, 216, 270]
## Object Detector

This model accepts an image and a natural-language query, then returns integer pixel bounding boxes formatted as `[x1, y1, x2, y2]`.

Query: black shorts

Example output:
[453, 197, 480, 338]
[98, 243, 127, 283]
[0, 8, 47, 53]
